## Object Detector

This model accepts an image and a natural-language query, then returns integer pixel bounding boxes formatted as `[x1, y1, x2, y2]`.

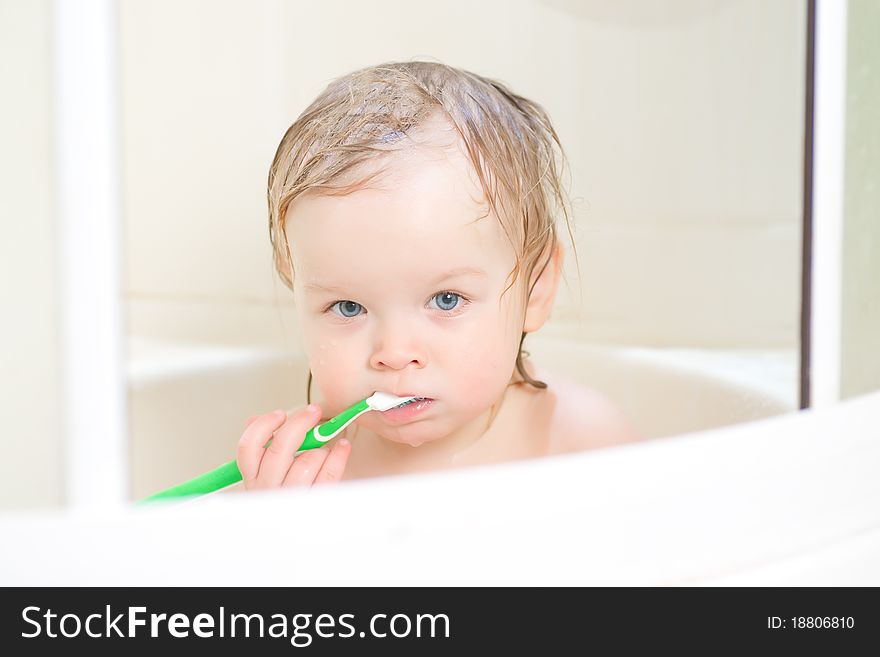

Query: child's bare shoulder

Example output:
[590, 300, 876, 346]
[538, 370, 641, 454]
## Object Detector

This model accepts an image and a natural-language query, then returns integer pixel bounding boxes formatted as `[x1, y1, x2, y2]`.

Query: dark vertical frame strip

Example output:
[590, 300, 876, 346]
[800, 0, 816, 410]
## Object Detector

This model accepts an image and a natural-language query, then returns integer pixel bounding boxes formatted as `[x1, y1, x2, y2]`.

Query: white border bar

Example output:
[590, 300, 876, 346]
[810, 0, 848, 409]
[53, 0, 127, 507]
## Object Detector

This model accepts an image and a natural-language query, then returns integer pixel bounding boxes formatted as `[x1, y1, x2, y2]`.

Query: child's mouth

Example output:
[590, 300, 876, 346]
[381, 397, 435, 423]
[393, 396, 428, 408]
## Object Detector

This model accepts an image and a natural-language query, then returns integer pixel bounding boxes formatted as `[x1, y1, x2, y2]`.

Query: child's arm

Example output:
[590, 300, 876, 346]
[237, 405, 352, 490]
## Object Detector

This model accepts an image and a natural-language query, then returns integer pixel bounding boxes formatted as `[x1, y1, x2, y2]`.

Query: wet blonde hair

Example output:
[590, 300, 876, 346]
[267, 61, 576, 399]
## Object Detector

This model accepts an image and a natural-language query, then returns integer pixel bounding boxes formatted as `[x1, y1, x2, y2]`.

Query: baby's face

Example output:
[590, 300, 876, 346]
[287, 131, 526, 447]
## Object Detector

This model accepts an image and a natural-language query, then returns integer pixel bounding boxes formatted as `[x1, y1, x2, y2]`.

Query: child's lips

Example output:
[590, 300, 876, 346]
[379, 397, 435, 423]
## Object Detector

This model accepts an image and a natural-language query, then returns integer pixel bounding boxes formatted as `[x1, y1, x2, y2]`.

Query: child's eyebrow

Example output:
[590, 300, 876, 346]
[431, 266, 488, 284]
[303, 267, 487, 293]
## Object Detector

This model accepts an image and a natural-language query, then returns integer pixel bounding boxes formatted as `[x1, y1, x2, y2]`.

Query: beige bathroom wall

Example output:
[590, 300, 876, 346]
[122, 0, 804, 350]
[0, 0, 64, 508]
[560, 0, 805, 347]
[841, 0, 880, 400]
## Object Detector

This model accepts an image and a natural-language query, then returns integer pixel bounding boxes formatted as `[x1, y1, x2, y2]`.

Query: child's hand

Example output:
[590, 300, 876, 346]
[237, 405, 352, 490]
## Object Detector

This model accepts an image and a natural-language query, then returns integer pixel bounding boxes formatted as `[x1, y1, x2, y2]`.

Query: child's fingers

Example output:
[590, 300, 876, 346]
[282, 446, 332, 488]
[253, 405, 322, 488]
[237, 410, 288, 485]
[245, 409, 290, 427]
[313, 439, 352, 485]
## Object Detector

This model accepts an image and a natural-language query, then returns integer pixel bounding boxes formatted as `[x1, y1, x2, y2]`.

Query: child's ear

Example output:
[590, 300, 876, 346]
[522, 242, 564, 333]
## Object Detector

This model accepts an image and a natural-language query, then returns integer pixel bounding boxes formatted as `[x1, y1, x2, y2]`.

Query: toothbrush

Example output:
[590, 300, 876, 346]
[136, 392, 419, 504]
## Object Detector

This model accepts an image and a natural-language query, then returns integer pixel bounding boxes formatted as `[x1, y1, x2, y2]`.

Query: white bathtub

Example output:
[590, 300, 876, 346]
[126, 300, 797, 500]
[3, 388, 878, 585]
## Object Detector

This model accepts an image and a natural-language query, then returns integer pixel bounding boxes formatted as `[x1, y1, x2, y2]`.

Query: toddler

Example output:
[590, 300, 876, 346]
[237, 61, 638, 490]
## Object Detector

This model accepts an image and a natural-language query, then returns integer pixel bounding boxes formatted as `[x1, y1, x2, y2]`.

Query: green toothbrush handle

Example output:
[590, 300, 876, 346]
[137, 398, 372, 504]
[136, 459, 242, 505]
[299, 398, 370, 450]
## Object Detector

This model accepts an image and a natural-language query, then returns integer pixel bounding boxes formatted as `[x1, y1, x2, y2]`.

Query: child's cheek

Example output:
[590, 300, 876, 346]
[452, 329, 513, 402]
[309, 338, 360, 409]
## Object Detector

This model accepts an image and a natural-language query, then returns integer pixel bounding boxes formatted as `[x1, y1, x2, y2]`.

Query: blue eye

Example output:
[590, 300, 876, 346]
[326, 292, 468, 320]
[331, 300, 363, 318]
[433, 292, 461, 311]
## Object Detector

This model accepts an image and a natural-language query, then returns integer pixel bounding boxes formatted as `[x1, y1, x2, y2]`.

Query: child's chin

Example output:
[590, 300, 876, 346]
[377, 425, 443, 448]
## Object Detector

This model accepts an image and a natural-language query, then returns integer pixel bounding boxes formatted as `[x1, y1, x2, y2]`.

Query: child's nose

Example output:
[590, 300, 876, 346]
[370, 347, 426, 371]
[369, 325, 426, 371]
